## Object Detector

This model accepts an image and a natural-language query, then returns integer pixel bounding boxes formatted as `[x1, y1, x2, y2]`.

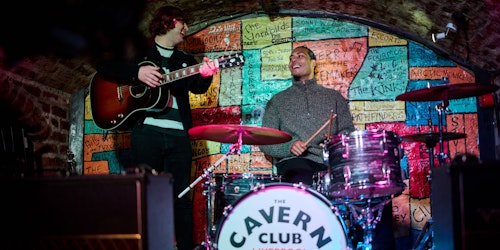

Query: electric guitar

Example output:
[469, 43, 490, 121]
[89, 53, 244, 131]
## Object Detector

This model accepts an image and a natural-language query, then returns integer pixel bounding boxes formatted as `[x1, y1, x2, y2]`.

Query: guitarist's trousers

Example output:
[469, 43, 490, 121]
[130, 124, 194, 250]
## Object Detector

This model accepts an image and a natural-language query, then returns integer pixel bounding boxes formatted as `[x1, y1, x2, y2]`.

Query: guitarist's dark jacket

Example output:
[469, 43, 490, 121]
[96, 46, 213, 133]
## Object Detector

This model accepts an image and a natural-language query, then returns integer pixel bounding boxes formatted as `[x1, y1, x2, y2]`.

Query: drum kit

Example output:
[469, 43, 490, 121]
[182, 82, 498, 250]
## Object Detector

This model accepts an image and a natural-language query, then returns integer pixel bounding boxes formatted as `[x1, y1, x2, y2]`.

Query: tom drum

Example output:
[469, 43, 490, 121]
[213, 173, 282, 223]
[325, 129, 406, 201]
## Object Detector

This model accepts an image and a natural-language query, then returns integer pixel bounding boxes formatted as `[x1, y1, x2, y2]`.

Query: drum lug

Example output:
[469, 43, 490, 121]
[322, 144, 330, 163]
[342, 142, 350, 158]
[382, 163, 391, 183]
[323, 172, 331, 197]
[343, 165, 351, 185]
[380, 139, 388, 155]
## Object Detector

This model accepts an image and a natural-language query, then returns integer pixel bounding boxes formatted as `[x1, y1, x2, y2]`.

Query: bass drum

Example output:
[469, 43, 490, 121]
[215, 183, 351, 250]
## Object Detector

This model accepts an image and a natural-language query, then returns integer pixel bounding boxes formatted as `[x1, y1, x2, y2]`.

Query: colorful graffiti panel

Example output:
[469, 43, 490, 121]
[81, 15, 479, 246]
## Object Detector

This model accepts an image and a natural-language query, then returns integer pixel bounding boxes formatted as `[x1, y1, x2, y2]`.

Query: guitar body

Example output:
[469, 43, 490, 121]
[89, 73, 170, 131]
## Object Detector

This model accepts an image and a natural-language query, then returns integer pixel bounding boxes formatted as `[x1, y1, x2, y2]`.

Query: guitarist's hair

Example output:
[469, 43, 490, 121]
[149, 5, 187, 36]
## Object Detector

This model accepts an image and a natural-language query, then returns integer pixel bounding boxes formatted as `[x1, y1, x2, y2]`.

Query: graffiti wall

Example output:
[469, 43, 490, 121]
[83, 15, 477, 246]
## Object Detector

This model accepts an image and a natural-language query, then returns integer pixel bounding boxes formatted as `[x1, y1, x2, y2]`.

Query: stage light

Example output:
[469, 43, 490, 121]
[432, 32, 446, 42]
[431, 22, 457, 43]
[446, 22, 457, 33]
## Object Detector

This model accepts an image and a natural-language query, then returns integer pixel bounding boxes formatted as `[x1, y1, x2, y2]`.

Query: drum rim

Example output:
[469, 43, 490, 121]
[330, 129, 400, 142]
[214, 182, 350, 249]
[214, 173, 282, 178]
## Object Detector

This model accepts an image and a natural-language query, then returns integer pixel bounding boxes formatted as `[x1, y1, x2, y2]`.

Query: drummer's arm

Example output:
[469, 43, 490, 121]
[335, 99, 356, 134]
[259, 102, 296, 158]
[259, 133, 296, 159]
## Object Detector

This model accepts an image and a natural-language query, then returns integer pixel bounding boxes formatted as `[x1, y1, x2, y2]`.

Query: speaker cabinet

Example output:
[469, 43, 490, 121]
[431, 160, 500, 250]
[0, 173, 174, 250]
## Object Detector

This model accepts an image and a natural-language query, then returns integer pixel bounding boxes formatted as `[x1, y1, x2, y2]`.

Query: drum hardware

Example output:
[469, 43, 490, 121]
[396, 81, 498, 166]
[179, 138, 242, 249]
[402, 100, 456, 250]
[181, 124, 292, 249]
[343, 198, 392, 250]
[322, 129, 405, 249]
[395, 81, 498, 250]
[401, 95, 465, 167]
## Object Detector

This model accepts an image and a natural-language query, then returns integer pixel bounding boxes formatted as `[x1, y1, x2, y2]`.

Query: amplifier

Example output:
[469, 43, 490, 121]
[0, 173, 174, 250]
[431, 159, 500, 250]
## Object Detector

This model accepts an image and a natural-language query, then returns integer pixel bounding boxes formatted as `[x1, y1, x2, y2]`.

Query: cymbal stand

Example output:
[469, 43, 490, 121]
[413, 100, 449, 250]
[425, 101, 436, 169]
[435, 100, 449, 165]
[413, 138, 437, 249]
[178, 132, 243, 249]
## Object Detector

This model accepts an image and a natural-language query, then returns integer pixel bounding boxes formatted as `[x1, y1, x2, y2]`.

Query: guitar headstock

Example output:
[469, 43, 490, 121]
[217, 53, 245, 69]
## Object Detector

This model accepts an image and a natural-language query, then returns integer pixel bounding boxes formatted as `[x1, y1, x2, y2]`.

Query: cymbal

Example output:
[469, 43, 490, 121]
[188, 124, 292, 145]
[401, 132, 466, 144]
[396, 83, 498, 101]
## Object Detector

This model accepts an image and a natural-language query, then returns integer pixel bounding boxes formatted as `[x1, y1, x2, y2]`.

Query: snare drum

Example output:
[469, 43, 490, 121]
[215, 183, 350, 249]
[325, 129, 405, 200]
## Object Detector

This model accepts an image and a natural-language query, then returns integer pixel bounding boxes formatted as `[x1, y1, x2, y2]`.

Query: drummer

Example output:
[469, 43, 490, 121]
[259, 45, 355, 185]
[259, 46, 395, 250]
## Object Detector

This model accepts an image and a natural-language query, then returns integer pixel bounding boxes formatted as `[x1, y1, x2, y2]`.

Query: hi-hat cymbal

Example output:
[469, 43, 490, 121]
[188, 124, 292, 145]
[396, 83, 498, 102]
[401, 132, 466, 144]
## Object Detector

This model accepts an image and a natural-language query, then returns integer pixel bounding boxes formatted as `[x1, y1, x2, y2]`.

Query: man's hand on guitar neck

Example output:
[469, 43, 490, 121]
[199, 57, 219, 77]
[138, 64, 163, 88]
[138, 56, 218, 88]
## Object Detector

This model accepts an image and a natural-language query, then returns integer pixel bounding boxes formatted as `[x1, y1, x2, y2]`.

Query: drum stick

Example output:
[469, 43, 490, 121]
[305, 114, 337, 145]
[327, 110, 334, 137]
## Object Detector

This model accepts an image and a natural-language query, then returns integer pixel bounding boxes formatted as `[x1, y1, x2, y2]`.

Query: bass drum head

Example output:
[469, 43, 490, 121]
[215, 183, 349, 250]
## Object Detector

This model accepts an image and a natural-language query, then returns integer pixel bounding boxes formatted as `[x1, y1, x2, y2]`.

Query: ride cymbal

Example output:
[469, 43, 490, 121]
[396, 83, 498, 102]
[188, 124, 292, 145]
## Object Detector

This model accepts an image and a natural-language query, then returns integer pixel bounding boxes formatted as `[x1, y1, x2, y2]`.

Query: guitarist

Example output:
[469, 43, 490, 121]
[96, 5, 218, 250]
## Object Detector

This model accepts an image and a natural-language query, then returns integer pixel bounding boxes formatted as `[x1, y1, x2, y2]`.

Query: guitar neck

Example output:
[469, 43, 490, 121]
[160, 63, 203, 85]
[158, 53, 244, 85]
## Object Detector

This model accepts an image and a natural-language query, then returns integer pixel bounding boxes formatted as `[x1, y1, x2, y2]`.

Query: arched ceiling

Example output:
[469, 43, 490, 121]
[0, 0, 499, 94]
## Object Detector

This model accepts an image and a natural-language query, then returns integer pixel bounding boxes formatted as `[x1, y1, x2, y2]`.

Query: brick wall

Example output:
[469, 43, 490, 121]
[0, 68, 71, 176]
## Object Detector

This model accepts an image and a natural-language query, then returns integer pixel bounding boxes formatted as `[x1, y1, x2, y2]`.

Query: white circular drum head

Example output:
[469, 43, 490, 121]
[215, 183, 348, 249]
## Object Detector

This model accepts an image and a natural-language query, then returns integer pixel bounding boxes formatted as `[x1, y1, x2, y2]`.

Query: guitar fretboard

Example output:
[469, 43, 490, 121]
[159, 54, 244, 85]
[161, 64, 202, 85]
